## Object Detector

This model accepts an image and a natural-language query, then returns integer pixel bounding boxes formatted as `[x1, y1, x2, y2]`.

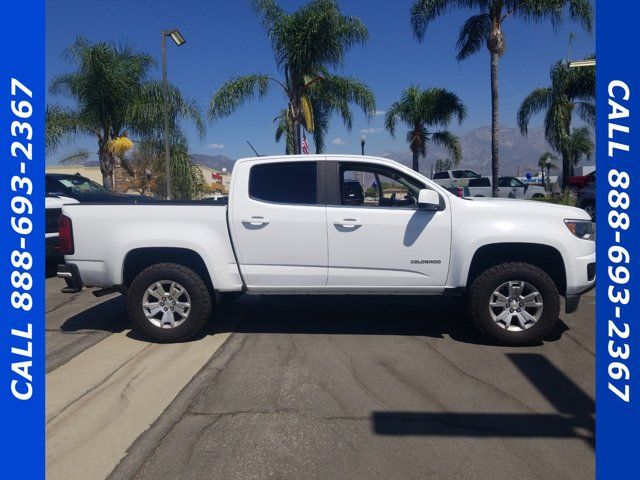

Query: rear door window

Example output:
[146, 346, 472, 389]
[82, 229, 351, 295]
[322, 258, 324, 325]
[249, 162, 318, 205]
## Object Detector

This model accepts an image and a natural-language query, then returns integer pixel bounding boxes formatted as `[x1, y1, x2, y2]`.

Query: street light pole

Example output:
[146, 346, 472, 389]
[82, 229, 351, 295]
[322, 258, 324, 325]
[161, 29, 186, 200]
[546, 159, 551, 192]
[360, 134, 366, 191]
[161, 31, 171, 200]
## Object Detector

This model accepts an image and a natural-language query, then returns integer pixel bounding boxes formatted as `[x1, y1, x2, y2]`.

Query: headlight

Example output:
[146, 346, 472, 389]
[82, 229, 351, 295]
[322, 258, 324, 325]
[564, 219, 595, 240]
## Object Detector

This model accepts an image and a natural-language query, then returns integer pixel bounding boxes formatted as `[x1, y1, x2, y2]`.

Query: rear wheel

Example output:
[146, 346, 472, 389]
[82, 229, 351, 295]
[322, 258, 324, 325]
[127, 263, 211, 342]
[468, 262, 560, 345]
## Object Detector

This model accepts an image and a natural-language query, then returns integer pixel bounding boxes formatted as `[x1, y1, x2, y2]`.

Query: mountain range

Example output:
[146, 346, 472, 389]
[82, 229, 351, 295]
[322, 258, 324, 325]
[381, 126, 556, 176]
[189, 126, 593, 176]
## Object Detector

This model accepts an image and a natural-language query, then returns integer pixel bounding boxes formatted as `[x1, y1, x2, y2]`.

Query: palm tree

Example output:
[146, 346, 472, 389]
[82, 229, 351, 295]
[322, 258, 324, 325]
[46, 37, 204, 190]
[209, 0, 375, 154]
[384, 86, 466, 172]
[410, 0, 593, 196]
[517, 59, 595, 186]
[566, 126, 593, 176]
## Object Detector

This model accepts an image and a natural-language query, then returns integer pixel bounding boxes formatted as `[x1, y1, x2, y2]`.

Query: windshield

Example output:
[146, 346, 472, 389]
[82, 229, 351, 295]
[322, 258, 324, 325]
[57, 177, 111, 195]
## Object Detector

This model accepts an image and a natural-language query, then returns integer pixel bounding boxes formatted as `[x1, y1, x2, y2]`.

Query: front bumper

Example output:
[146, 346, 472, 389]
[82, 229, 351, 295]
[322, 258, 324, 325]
[564, 260, 596, 314]
[57, 263, 83, 293]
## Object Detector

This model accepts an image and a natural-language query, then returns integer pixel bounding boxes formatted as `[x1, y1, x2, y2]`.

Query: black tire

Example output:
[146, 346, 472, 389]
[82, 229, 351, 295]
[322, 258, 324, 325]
[468, 262, 560, 346]
[127, 263, 211, 342]
[581, 201, 595, 221]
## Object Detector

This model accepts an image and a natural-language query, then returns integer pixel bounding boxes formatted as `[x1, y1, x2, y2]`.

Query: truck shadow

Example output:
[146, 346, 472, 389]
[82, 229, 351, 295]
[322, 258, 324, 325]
[371, 353, 595, 449]
[61, 294, 570, 347]
[60, 295, 129, 334]
[206, 295, 569, 347]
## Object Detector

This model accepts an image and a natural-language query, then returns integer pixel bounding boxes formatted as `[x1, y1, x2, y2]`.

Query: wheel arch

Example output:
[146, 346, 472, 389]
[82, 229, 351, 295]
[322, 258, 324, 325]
[122, 247, 214, 293]
[465, 243, 566, 295]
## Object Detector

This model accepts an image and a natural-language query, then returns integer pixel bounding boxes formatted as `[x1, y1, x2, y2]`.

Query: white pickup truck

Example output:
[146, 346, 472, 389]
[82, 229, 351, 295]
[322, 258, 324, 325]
[57, 155, 595, 345]
[466, 176, 547, 199]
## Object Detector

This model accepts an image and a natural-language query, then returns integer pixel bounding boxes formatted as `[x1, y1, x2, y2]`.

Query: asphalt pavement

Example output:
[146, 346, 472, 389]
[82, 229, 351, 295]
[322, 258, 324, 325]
[108, 292, 595, 480]
[46, 276, 594, 480]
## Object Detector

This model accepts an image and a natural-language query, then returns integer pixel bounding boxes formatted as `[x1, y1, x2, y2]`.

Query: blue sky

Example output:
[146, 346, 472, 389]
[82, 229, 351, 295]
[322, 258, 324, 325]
[46, 0, 595, 162]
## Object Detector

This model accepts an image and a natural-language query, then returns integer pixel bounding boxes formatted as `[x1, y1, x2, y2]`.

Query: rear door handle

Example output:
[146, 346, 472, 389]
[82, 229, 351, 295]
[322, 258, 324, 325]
[334, 218, 362, 228]
[242, 216, 269, 226]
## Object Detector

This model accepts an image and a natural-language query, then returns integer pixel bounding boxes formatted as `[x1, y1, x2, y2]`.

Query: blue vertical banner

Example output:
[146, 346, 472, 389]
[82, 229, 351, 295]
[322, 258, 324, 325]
[596, 0, 639, 478]
[0, 0, 45, 478]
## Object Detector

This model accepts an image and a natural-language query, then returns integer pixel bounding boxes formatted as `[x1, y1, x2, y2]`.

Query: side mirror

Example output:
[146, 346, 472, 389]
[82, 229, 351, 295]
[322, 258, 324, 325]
[417, 189, 440, 210]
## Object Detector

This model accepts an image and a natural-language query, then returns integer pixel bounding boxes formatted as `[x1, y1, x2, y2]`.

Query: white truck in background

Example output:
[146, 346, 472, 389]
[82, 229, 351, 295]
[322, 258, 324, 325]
[467, 176, 547, 199]
[431, 169, 481, 188]
[58, 155, 595, 345]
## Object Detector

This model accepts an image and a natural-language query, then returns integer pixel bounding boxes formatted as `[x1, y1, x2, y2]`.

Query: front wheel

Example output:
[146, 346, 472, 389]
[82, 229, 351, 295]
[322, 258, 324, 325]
[127, 263, 212, 342]
[467, 262, 560, 345]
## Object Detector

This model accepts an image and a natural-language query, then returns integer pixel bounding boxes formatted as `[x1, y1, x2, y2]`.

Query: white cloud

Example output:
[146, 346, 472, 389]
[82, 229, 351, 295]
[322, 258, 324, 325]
[374, 110, 386, 116]
[208, 143, 225, 149]
[360, 128, 384, 134]
[332, 137, 345, 145]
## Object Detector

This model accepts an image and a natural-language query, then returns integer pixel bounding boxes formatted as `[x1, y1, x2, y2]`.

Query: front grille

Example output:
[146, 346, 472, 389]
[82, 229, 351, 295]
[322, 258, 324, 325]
[587, 262, 596, 281]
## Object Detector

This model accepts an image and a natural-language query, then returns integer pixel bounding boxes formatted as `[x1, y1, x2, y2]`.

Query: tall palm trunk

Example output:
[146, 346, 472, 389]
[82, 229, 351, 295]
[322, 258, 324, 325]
[490, 51, 500, 197]
[98, 142, 115, 190]
[412, 149, 420, 172]
[294, 121, 302, 154]
[562, 118, 572, 188]
[562, 151, 571, 188]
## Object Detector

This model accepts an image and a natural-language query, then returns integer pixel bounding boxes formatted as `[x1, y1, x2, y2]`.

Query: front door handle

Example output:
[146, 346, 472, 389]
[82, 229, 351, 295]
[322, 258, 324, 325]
[242, 216, 270, 226]
[334, 218, 362, 228]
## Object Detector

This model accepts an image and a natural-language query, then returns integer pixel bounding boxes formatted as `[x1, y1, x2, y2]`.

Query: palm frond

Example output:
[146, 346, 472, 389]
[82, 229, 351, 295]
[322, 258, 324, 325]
[517, 87, 553, 135]
[431, 130, 462, 164]
[410, 0, 454, 42]
[209, 74, 271, 120]
[456, 14, 491, 60]
[129, 80, 206, 140]
[45, 105, 93, 152]
[576, 102, 595, 127]
[57, 149, 93, 166]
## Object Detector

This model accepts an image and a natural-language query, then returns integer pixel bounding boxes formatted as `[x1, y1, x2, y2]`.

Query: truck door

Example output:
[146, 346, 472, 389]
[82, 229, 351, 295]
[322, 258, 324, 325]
[228, 160, 328, 289]
[325, 160, 452, 289]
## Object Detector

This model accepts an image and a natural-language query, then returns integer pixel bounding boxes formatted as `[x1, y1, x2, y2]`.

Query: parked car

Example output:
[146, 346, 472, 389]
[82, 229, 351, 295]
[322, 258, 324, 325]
[578, 182, 595, 220]
[432, 169, 481, 188]
[568, 171, 595, 192]
[500, 177, 547, 200]
[46, 173, 151, 260]
[343, 179, 364, 205]
[57, 155, 594, 346]
[467, 176, 546, 199]
[46, 173, 152, 203]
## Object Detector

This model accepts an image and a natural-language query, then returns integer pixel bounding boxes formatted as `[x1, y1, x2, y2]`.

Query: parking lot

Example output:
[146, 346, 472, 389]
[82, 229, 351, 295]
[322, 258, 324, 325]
[46, 276, 594, 480]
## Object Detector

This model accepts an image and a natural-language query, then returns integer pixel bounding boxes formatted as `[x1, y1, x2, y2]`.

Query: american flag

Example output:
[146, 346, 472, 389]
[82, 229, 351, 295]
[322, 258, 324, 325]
[301, 134, 310, 155]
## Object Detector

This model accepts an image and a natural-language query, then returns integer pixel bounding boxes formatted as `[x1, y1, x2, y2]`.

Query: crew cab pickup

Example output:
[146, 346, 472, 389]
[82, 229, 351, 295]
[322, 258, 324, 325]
[57, 155, 595, 345]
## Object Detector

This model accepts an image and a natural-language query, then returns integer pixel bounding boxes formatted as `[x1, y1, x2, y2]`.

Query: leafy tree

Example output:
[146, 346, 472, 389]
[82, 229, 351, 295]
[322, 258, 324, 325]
[434, 158, 453, 173]
[46, 37, 204, 190]
[517, 59, 595, 185]
[411, 0, 593, 196]
[132, 137, 208, 199]
[384, 86, 466, 172]
[210, 0, 375, 154]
